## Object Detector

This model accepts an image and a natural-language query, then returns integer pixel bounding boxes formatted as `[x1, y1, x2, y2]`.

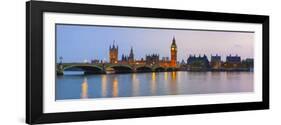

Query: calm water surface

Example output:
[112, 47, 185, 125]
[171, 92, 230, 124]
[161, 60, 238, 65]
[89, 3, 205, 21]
[56, 71, 253, 100]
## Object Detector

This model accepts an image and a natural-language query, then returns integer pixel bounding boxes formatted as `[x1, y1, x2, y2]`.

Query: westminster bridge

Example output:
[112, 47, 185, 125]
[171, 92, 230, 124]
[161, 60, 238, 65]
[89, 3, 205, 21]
[57, 63, 179, 75]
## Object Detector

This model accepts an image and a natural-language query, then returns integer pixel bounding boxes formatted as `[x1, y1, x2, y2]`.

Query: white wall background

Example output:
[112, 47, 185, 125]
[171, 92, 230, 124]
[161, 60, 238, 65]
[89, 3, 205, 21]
[0, 0, 279, 124]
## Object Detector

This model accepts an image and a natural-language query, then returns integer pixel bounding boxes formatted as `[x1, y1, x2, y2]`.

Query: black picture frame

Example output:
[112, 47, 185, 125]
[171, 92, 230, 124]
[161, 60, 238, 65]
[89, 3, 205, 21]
[26, 1, 269, 124]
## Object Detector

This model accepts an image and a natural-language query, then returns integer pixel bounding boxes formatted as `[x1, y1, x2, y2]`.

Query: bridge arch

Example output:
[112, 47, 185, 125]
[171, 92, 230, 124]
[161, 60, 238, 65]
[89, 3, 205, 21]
[63, 65, 104, 74]
[107, 65, 133, 73]
[136, 66, 153, 73]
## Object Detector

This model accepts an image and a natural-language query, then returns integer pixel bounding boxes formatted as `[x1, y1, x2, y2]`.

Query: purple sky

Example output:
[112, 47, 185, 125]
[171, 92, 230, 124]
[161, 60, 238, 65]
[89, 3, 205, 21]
[56, 24, 254, 63]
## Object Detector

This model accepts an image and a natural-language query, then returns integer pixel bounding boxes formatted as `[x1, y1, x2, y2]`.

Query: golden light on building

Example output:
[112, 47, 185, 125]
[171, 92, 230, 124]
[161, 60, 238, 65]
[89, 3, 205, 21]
[107, 37, 179, 68]
[109, 41, 118, 64]
[170, 36, 177, 67]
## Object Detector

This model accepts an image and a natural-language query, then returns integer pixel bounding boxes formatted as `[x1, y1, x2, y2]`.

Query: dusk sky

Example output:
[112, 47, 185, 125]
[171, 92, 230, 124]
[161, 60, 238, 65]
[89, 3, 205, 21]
[56, 24, 254, 63]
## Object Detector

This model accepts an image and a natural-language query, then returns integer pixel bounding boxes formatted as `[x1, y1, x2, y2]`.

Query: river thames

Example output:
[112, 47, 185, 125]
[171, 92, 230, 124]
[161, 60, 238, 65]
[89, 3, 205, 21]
[56, 71, 253, 100]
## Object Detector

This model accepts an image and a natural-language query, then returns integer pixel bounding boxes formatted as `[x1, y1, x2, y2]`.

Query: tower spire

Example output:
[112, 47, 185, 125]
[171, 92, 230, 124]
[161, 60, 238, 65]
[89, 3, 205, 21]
[112, 40, 115, 48]
[129, 46, 134, 61]
[172, 36, 176, 46]
[130, 46, 133, 53]
[109, 40, 118, 64]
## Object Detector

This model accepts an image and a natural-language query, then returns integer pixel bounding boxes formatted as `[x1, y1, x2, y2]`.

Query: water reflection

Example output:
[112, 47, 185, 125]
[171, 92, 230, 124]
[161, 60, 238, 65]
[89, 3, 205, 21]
[132, 73, 139, 96]
[210, 72, 221, 77]
[101, 75, 107, 97]
[112, 77, 119, 97]
[164, 72, 168, 81]
[170, 71, 178, 95]
[226, 72, 241, 80]
[81, 77, 88, 99]
[171, 71, 177, 80]
[150, 72, 157, 95]
[57, 71, 254, 100]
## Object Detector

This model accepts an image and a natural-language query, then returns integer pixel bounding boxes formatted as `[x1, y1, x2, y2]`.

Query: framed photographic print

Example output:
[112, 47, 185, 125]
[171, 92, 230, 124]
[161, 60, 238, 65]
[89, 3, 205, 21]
[26, 1, 269, 124]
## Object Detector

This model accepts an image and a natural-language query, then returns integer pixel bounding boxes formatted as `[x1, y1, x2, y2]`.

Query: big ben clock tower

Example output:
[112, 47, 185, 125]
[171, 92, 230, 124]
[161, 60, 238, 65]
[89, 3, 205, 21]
[170, 36, 177, 67]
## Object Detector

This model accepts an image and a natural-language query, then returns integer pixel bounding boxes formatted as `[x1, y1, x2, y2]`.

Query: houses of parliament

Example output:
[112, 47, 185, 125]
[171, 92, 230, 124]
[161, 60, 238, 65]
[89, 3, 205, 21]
[108, 37, 178, 67]
[89, 36, 253, 71]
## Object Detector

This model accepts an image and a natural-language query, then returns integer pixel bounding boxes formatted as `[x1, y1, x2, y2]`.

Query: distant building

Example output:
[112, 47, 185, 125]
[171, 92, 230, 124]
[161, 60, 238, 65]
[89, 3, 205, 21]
[210, 54, 222, 69]
[121, 47, 135, 64]
[186, 54, 210, 71]
[242, 58, 254, 71]
[178, 59, 187, 70]
[109, 41, 118, 64]
[91, 59, 100, 64]
[128, 47, 134, 63]
[146, 54, 159, 65]
[135, 57, 146, 65]
[223, 54, 241, 69]
[159, 57, 170, 67]
[244, 58, 254, 66]
[121, 54, 128, 63]
[226, 54, 241, 63]
[180, 59, 186, 65]
[162, 57, 169, 61]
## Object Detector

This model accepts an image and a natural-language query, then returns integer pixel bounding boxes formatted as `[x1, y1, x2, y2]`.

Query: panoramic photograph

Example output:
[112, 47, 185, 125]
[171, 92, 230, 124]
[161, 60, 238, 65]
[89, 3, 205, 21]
[55, 24, 254, 100]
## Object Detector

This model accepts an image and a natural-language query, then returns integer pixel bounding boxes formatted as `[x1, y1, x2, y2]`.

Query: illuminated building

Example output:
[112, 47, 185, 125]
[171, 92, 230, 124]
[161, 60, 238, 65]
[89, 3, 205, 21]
[170, 37, 177, 67]
[108, 37, 178, 68]
[241, 58, 254, 71]
[210, 54, 221, 69]
[109, 41, 118, 64]
[121, 47, 135, 64]
[223, 54, 241, 68]
[146, 54, 159, 65]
